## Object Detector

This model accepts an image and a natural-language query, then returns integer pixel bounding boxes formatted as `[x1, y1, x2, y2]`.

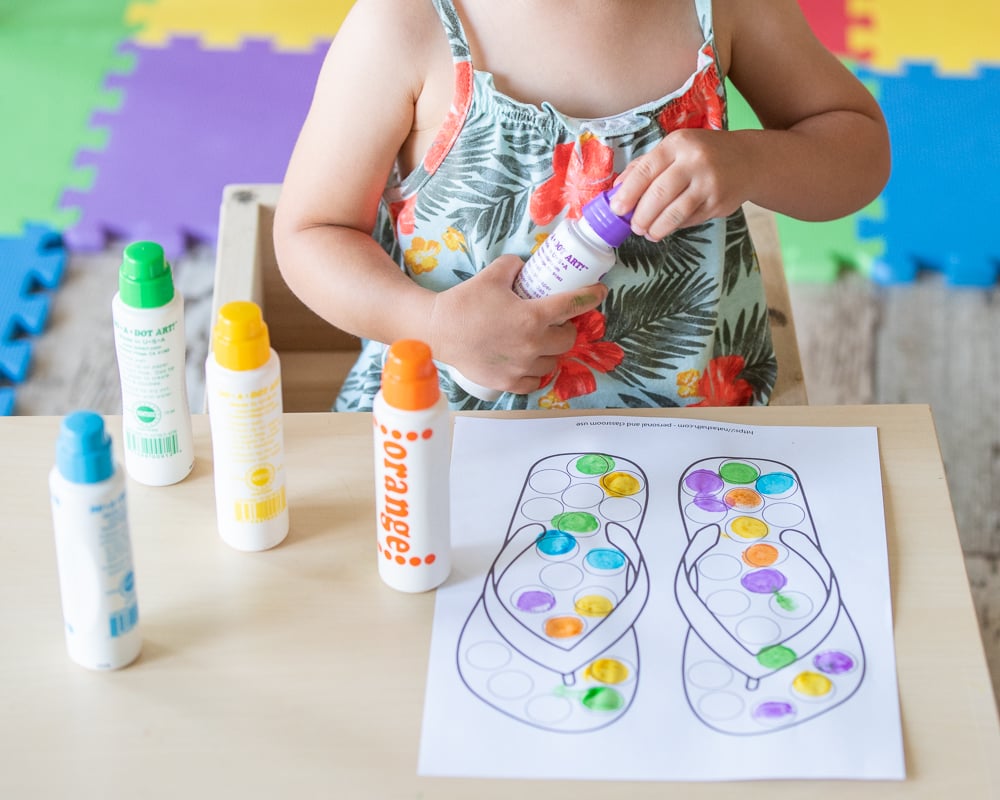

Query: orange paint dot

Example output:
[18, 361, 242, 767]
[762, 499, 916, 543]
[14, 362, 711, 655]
[409, 556, 422, 566]
[425, 553, 436, 564]
[422, 429, 433, 439]
[725, 487, 763, 510]
[743, 543, 779, 567]
[544, 616, 584, 639]
[395, 555, 406, 564]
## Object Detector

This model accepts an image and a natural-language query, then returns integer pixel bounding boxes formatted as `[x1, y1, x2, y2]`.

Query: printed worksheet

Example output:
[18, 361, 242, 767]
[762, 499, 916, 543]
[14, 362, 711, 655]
[418, 415, 904, 782]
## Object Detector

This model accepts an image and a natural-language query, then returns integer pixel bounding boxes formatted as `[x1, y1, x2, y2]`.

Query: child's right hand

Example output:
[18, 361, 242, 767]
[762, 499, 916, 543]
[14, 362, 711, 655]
[428, 254, 608, 396]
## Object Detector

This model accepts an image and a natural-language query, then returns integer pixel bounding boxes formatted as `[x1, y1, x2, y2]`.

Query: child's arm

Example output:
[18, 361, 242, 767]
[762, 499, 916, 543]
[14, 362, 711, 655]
[274, 0, 605, 395]
[611, 0, 890, 241]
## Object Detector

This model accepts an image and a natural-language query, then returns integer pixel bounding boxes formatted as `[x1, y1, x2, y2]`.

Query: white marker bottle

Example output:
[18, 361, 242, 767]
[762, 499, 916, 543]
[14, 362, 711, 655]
[112, 241, 194, 486]
[49, 411, 142, 670]
[451, 188, 633, 401]
[373, 339, 452, 592]
[205, 301, 288, 551]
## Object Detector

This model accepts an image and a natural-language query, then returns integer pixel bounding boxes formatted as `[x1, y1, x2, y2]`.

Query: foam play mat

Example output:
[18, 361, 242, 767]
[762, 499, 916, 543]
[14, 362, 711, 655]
[1, 1, 999, 411]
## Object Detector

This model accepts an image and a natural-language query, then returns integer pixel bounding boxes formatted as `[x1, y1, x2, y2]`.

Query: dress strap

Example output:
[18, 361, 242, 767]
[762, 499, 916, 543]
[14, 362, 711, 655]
[431, 0, 472, 62]
[694, 0, 715, 44]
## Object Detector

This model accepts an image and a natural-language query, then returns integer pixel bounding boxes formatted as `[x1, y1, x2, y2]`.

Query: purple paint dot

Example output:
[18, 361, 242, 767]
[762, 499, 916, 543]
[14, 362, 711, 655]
[813, 650, 856, 675]
[692, 496, 728, 514]
[685, 469, 724, 496]
[753, 701, 795, 721]
[515, 590, 556, 613]
[740, 568, 787, 594]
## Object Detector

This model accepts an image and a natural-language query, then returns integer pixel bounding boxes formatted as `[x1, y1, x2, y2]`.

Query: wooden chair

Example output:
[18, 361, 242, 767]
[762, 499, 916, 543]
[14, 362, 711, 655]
[211, 184, 807, 411]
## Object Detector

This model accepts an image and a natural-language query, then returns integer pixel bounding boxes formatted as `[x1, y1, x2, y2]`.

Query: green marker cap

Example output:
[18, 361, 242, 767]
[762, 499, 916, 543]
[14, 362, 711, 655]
[119, 241, 175, 308]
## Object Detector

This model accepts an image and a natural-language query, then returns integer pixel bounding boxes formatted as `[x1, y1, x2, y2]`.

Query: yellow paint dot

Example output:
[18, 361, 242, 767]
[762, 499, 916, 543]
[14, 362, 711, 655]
[600, 471, 642, 496]
[792, 671, 833, 697]
[729, 516, 769, 540]
[574, 594, 614, 617]
[585, 658, 629, 684]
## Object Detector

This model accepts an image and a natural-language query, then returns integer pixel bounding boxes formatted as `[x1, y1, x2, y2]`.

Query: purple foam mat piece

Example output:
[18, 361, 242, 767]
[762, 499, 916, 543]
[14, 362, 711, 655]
[0, 223, 66, 385]
[60, 38, 328, 259]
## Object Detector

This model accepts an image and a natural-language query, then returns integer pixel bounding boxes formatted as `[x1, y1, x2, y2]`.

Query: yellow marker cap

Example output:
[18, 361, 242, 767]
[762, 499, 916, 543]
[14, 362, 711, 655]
[212, 301, 271, 371]
[381, 339, 440, 410]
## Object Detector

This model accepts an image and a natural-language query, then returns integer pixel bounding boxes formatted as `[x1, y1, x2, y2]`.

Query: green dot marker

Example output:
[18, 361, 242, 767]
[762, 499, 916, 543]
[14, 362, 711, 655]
[575, 454, 615, 475]
[551, 511, 599, 534]
[119, 241, 174, 309]
[757, 644, 797, 670]
[719, 461, 759, 484]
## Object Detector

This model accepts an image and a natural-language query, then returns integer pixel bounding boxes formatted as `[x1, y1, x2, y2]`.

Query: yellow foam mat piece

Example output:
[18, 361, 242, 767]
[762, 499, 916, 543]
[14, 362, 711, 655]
[127, 0, 356, 50]
[849, 0, 1000, 75]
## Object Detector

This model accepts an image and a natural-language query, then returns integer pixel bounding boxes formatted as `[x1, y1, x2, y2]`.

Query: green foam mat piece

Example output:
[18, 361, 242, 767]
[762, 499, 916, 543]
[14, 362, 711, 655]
[0, 0, 136, 236]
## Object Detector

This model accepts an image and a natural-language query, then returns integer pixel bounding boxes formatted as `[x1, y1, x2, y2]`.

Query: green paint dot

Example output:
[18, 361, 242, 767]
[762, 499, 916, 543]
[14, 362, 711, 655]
[719, 461, 759, 484]
[581, 686, 625, 712]
[773, 591, 797, 612]
[757, 644, 797, 670]
[575, 454, 615, 475]
[551, 511, 599, 534]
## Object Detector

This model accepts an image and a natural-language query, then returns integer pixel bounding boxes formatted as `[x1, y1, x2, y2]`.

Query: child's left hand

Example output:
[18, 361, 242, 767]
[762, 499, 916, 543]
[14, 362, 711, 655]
[611, 128, 751, 241]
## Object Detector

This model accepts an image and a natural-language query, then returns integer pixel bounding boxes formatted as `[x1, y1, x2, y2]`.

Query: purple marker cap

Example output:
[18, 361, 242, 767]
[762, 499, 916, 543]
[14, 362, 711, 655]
[582, 186, 634, 248]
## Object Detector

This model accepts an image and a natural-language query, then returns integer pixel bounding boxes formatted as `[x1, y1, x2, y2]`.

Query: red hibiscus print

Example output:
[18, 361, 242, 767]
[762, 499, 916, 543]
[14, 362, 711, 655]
[538, 310, 624, 401]
[688, 355, 754, 407]
[423, 60, 474, 173]
[658, 55, 724, 133]
[530, 134, 616, 226]
[389, 195, 417, 236]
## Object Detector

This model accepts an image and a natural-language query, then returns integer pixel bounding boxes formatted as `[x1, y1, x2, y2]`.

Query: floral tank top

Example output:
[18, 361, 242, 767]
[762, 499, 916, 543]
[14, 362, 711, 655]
[334, 0, 776, 412]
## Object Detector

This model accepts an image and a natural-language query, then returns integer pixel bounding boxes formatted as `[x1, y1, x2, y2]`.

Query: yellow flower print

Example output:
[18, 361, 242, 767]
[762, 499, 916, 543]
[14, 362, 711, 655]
[404, 237, 441, 274]
[531, 232, 549, 255]
[538, 390, 570, 410]
[442, 227, 467, 253]
[677, 369, 701, 398]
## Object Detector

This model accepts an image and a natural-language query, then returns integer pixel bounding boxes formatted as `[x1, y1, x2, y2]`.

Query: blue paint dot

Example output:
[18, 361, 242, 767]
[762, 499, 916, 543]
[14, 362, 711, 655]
[756, 472, 796, 496]
[585, 548, 626, 571]
[536, 530, 577, 556]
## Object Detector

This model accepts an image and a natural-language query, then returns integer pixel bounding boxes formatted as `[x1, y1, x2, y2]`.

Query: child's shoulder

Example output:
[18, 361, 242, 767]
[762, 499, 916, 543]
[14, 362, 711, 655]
[340, 0, 444, 44]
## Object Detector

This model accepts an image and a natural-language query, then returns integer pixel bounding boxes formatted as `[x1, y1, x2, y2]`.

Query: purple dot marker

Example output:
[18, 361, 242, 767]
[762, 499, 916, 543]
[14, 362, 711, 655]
[685, 469, 724, 496]
[753, 701, 795, 722]
[741, 568, 788, 594]
[813, 650, 856, 675]
[515, 590, 556, 613]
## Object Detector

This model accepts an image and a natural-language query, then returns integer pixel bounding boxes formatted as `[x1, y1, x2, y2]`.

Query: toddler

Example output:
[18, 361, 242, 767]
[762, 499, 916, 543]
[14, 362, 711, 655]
[274, 0, 890, 411]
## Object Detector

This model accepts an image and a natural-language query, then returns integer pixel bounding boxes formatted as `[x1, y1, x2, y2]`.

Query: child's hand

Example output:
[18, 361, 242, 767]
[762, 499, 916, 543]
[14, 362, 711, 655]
[428, 254, 608, 395]
[611, 129, 751, 241]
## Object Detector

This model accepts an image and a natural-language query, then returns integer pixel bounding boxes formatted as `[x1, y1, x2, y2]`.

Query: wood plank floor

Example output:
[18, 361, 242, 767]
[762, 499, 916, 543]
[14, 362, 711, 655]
[13, 249, 1000, 707]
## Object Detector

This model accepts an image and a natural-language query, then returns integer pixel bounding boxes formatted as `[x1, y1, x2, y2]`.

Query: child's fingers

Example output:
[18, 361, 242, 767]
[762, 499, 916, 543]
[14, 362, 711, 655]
[537, 283, 608, 327]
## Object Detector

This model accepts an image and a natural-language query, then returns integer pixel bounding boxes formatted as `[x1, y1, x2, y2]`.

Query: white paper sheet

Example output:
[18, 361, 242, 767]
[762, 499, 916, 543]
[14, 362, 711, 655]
[418, 415, 904, 781]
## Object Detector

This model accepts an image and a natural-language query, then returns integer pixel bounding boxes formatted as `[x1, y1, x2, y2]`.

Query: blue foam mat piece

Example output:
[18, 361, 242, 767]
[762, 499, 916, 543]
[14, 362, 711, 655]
[0, 387, 14, 416]
[857, 63, 1000, 286]
[0, 223, 67, 385]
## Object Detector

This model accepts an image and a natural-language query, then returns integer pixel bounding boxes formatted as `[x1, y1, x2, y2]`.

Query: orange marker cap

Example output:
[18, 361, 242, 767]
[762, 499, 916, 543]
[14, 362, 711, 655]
[212, 301, 271, 371]
[381, 339, 441, 410]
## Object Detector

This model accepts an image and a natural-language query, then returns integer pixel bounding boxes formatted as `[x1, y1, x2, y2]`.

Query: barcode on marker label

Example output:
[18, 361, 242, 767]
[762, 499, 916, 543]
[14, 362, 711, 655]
[109, 604, 139, 638]
[234, 487, 287, 523]
[126, 430, 180, 458]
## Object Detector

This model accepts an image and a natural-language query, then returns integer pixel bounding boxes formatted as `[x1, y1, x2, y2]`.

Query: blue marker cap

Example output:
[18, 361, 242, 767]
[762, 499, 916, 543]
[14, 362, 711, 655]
[56, 411, 114, 484]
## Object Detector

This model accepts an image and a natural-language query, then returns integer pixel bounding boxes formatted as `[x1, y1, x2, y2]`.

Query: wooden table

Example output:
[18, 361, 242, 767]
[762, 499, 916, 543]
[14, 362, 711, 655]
[1, 406, 997, 798]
